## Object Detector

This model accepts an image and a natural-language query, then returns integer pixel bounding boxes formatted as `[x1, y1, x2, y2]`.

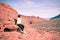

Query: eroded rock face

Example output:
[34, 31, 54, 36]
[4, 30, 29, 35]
[0, 2, 18, 32]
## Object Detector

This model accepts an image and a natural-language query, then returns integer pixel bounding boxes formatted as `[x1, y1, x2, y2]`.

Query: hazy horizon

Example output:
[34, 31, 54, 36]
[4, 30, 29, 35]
[0, 0, 60, 18]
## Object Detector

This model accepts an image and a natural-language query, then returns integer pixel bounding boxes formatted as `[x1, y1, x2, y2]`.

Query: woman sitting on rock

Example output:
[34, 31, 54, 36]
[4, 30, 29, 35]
[15, 15, 26, 34]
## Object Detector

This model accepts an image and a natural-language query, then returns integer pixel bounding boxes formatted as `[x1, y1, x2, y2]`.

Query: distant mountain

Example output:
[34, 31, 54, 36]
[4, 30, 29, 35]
[50, 14, 60, 20]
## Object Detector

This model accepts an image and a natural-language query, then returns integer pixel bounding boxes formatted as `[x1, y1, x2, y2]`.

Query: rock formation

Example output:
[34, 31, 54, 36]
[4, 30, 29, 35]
[21, 15, 46, 25]
[0, 2, 18, 32]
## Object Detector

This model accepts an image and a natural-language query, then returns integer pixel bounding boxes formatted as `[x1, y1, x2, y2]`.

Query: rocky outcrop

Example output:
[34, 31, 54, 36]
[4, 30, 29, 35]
[0, 2, 18, 32]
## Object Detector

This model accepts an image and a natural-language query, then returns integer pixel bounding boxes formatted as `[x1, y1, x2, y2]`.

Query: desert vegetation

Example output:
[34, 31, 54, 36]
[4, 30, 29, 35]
[31, 18, 60, 32]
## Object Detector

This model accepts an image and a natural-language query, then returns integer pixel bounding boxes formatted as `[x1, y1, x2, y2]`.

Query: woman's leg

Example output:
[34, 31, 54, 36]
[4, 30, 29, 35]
[17, 24, 26, 34]
[20, 24, 24, 31]
[17, 24, 24, 31]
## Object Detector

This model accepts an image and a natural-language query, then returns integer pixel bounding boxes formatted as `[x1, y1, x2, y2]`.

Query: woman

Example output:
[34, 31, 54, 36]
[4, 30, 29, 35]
[15, 15, 26, 34]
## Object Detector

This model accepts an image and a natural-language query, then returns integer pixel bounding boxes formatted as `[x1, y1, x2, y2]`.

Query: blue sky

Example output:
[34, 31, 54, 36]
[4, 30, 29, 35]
[0, 0, 60, 18]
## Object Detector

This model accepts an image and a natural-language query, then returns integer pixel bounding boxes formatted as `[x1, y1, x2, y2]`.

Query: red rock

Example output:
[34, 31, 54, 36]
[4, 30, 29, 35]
[4, 25, 19, 32]
[21, 15, 46, 25]
[0, 2, 18, 32]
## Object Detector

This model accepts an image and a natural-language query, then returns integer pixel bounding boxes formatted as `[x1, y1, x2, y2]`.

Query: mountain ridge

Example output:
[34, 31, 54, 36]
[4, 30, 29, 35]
[50, 14, 60, 20]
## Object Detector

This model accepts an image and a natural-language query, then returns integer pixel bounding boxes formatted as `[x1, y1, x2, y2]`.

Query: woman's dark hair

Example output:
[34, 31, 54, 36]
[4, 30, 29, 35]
[18, 15, 21, 18]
